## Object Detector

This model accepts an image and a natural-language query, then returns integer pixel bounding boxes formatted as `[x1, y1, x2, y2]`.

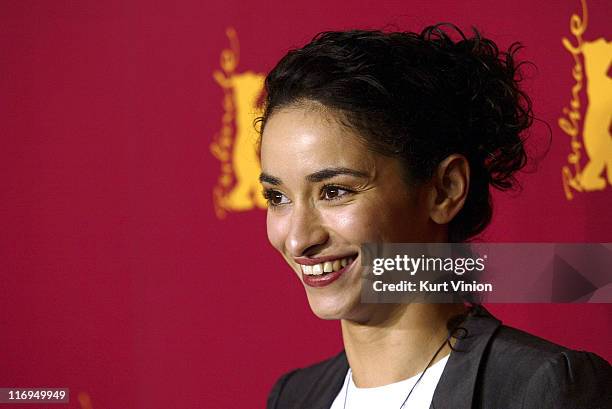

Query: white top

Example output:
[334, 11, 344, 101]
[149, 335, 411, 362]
[329, 354, 450, 409]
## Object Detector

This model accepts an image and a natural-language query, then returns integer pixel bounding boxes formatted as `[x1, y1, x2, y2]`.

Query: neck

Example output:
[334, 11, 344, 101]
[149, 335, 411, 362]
[341, 303, 466, 388]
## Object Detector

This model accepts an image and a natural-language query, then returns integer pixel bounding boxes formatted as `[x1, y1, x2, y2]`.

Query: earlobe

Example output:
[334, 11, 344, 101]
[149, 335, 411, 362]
[429, 154, 470, 225]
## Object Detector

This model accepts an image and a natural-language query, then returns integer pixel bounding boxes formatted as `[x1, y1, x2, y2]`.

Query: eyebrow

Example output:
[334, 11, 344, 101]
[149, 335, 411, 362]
[259, 167, 369, 185]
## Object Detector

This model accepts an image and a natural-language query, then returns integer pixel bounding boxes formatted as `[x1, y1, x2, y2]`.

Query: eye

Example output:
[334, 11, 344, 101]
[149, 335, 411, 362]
[262, 188, 290, 207]
[322, 185, 353, 201]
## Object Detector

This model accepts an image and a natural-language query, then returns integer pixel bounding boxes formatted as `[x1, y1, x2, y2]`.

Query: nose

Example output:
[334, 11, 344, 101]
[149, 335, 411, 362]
[286, 201, 329, 257]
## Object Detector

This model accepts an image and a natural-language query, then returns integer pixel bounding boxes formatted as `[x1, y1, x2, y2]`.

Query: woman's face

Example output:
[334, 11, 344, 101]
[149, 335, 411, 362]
[259, 105, 437, 321]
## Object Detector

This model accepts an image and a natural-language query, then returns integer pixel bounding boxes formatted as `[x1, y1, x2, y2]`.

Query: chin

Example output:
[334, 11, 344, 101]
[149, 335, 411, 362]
[305, 292, 358, 320]
[309, 306, 343, 320]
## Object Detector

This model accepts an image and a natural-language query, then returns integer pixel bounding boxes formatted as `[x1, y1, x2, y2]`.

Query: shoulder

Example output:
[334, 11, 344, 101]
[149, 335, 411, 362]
[266, 350, 347, 409]
[478, 324, 612, 408]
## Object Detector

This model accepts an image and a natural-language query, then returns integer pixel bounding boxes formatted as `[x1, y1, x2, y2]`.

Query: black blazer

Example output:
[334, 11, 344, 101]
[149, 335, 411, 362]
[266, 306, 612, 408]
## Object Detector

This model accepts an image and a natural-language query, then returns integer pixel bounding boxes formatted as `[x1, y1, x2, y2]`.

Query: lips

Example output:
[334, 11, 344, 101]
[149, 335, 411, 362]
[300, 256, 354, 276]
[295, 254, 358, 288]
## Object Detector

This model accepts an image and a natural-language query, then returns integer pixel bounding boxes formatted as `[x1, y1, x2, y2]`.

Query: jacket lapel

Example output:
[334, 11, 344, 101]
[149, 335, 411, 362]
[298, 351, 349, 409]
[430, 306, 501, 409]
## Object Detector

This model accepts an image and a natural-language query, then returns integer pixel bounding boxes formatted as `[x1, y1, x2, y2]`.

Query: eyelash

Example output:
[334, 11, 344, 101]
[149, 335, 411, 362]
[261, 184, 355, 208]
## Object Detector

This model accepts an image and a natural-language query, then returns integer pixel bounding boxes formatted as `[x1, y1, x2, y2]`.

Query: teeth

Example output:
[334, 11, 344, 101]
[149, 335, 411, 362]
[301, 257, 354, 276]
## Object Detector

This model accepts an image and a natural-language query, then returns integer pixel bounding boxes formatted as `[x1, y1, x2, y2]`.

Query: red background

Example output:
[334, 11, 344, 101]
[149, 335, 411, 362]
[1, 1, 610, 408]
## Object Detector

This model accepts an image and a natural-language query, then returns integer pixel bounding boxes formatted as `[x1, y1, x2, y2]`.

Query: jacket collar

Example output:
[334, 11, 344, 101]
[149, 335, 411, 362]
[430, 305, 501, 409]
[300, 306, 501, 409]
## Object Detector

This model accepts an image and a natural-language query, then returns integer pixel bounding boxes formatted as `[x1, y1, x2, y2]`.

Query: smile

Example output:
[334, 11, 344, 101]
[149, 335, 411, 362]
[300, 257, 355, 275]
[294, 254, 358, 288]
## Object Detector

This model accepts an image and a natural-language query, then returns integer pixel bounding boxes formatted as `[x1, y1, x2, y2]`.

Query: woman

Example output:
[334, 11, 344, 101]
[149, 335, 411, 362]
[256, 24, 611, 408]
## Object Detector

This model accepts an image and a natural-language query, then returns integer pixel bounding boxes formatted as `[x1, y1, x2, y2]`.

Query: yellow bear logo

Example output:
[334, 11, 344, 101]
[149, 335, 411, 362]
[560, 0, 612, 199]
[211, 28, 267, 218]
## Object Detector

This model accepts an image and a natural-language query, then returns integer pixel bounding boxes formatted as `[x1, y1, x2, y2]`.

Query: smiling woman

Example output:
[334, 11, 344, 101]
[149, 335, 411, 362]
[259, 105, 441, 320]
[256, 24, 611, 409]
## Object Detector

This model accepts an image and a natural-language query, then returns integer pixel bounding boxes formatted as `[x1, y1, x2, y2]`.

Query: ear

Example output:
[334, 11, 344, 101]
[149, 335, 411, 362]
[427, 154, 470, 225]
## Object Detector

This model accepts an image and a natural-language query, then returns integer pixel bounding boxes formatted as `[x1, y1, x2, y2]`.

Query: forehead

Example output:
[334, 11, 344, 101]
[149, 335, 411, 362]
[260, 106, 376, 175]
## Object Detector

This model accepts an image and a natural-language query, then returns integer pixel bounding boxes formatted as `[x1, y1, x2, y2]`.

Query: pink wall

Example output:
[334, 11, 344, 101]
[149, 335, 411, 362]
[1, 1, 610, 408]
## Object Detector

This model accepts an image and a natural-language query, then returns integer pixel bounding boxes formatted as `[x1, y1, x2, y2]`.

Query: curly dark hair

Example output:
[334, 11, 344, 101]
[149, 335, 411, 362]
[257, 23, 534, 242]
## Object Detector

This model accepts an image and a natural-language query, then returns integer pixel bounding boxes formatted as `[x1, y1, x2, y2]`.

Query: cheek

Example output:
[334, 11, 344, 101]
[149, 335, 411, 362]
[329, 195, 421, 243]
[325, 202, 386, 243]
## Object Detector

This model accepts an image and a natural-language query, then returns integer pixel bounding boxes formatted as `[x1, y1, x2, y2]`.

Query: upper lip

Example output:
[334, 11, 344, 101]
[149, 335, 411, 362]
[293, 253, 358, 265]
